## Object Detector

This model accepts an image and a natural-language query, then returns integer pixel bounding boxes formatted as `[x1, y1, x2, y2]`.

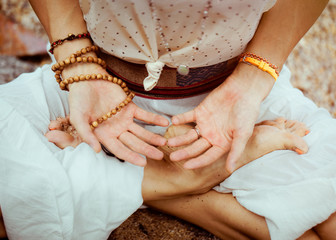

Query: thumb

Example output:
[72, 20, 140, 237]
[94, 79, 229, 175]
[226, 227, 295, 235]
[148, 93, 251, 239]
[225, 134, 250, 173]
[172, 109, 196, 125]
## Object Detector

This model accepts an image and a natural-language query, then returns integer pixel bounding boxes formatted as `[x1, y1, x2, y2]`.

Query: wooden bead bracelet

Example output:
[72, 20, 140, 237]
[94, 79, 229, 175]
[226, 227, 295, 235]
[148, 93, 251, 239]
[91, 92, 135, 129]
[53, 55, 107, 85]
[59, 73, 129, 92]
[51, 45, 100, 72]
[52, 45, 135, 130]
[60, 72, 134, 129]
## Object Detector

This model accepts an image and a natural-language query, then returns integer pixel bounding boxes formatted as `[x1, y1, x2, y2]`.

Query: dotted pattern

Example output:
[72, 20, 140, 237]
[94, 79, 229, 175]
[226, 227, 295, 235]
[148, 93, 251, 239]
[79, 0, 276, 67]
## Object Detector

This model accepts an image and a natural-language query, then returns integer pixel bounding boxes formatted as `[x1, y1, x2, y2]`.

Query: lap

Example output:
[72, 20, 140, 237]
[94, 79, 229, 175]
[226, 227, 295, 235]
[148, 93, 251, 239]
[217, 66, 336, 239]
[136, 65, 336, 240]
[0, 65, 144, 239]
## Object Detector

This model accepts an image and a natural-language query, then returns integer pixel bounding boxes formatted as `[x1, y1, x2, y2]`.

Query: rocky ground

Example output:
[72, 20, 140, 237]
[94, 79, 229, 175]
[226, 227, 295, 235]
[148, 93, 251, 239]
[0, 1, 335, 239]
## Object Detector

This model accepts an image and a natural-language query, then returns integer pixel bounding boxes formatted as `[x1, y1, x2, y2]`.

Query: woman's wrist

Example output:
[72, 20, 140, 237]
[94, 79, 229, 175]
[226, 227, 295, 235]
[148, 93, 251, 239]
[53, 38, 94, 62]
[231, 62, 275, 102]
[52, 40, 107, 88]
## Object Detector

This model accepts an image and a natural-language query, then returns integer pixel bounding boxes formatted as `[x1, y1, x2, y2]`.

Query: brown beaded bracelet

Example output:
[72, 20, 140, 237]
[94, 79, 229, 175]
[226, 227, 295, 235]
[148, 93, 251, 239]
[51, 46, 101, 72]
[59, 73, 129, 92]
[54, 56, 107, 84]
[52, 45, 135, 130]
[90, 92, 135, 129]
[59, 71, 134, 129]
[49, 32, 91, 54]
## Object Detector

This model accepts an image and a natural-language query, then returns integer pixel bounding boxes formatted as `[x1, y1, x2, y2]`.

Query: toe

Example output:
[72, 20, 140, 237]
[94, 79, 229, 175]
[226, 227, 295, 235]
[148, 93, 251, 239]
[284, 132, 309, 154]
[274, 117, 287, 124]
[45, 130, 80, 149]
[285, 120, 309, 137]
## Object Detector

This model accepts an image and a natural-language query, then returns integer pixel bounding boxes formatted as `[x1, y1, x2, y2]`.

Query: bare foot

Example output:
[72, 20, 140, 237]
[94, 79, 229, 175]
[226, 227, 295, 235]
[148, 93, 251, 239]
[237, 117, 309, 170]
[143, 117, 309, 201]
[45, 117, 309, 201]
[45, 117, 82, 149]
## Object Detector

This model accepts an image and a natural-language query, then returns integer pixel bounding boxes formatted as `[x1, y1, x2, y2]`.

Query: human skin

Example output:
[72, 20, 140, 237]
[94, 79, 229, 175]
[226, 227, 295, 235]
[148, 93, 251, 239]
[1, 119, 335, 238]
[168, 0, 329, 173]
[23, 0, 334, 239]
[29, 0, 170, 166]
[28, 0, 328, 173]
[46, 117, 308, 201]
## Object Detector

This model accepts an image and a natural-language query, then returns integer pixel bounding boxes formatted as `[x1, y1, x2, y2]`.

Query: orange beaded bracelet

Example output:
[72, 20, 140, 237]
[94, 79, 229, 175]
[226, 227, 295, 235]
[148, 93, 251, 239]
[239, 53, 279, 81]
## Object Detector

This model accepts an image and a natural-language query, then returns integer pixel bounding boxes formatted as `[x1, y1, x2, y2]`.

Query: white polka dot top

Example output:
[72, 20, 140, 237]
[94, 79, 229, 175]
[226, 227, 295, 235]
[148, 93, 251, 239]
[79, 0, 277, 90]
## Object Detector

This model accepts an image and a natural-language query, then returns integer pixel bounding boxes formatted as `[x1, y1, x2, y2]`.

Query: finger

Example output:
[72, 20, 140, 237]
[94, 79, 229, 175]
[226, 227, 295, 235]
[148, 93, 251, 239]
[225, 134, 250, 173]
[134, 105, 169, 127]
[183, 145, 225, 169]
[119, 131, 164, 160]
[128, 123, 167, 146]
[101, 137, 147, 166]
[170, 137, 211, 161]
[70, 115, 101, 153]
[171, 109, 196, 125]
[45, 130, 81, 149]
[167, 128, 199, 147]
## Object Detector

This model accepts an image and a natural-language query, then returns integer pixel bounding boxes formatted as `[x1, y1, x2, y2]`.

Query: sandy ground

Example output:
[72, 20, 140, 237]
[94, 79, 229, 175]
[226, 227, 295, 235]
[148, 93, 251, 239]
[0, 1, 335, 239]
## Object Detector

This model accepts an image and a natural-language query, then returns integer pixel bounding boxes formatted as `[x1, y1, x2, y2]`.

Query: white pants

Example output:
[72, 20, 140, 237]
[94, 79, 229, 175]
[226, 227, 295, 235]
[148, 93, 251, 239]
[0, 64, 335, 240]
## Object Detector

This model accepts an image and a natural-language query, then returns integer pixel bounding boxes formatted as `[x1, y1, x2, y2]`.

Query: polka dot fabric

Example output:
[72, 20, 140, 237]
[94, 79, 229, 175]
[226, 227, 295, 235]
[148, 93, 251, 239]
[80, 0, 276, 67]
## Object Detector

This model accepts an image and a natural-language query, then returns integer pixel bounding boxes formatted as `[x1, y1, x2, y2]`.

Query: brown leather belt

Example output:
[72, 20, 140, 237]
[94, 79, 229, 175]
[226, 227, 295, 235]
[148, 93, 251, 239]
[99, 51, 239, 99]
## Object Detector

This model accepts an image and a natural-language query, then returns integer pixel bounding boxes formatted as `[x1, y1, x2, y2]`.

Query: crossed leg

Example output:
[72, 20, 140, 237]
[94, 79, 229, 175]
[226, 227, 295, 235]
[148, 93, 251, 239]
[144, 119, 335, 239]
[1, 117, 334, 239]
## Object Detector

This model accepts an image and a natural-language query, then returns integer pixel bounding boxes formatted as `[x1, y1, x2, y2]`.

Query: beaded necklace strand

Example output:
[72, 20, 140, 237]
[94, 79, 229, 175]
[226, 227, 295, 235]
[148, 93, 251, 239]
[148, 0, 212, 76]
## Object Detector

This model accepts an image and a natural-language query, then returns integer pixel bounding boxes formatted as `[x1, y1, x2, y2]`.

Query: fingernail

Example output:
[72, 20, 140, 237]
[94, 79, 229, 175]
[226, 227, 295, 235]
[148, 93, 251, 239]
[305, 130, 310, 135]
[294, 148, 304, 155]
[49, 128, 57, 131]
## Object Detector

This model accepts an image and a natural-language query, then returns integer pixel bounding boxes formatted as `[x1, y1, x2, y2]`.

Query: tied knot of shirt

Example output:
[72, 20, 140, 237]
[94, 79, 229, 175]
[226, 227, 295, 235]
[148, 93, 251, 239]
[143, 60, 165, 91]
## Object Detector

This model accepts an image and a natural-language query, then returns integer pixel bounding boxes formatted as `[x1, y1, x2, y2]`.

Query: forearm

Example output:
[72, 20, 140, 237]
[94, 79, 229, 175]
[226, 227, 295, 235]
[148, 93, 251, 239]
[245, 0, 329, 70]
[227, 0, 328, 102]
[29, 0, 92, 60]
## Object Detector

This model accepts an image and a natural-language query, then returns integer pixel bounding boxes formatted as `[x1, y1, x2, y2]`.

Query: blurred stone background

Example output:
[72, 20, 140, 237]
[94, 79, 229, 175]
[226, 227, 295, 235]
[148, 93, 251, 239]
[0, 0, 335, 239]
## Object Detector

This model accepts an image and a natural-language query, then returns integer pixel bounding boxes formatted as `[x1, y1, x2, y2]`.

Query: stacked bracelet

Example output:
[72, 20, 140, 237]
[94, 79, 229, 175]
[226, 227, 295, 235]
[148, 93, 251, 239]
[239, 53, 279, 81]
[91, 92, 135, 129]
[52, 45, 135, 130]
[49, 32, 91, 54]
[59, 73, 129, 92]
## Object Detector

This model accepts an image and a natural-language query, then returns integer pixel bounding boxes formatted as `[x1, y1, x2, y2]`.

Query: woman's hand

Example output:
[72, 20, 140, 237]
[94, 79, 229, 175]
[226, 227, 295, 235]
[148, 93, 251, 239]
[65, 64, 169, 166]
[168, 63, 275, 173]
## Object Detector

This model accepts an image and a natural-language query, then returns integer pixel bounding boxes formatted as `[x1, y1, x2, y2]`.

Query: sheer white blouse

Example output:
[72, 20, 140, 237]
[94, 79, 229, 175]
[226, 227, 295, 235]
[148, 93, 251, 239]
[80, 0, 277, 90]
